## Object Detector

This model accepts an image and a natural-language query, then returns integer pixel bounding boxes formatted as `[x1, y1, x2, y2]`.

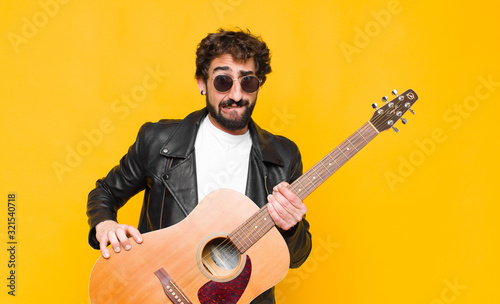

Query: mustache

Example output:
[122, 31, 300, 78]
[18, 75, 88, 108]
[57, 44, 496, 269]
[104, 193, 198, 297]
[219, 99, 250, 108]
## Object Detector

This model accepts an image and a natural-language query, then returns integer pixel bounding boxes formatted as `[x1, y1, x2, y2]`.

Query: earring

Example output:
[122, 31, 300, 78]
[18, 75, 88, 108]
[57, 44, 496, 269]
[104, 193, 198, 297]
[200, 90, 204, 95]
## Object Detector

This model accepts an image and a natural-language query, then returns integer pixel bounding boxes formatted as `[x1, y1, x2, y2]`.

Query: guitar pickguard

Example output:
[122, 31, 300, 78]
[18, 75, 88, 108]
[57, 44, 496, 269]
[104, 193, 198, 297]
[198, 256, 252, 304]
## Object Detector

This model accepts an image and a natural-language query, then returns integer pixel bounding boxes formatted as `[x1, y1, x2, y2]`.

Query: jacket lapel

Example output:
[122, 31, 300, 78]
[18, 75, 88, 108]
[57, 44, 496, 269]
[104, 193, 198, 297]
[159, 109, 206, 215]
[245, 121, 284, 207]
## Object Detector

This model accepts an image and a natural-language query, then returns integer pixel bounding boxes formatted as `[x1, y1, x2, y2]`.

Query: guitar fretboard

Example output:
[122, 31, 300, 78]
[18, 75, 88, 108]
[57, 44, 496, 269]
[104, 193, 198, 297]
[229, 122, 379, 254]
[229, 207, 274, 253]
[289, 122, 378, 200]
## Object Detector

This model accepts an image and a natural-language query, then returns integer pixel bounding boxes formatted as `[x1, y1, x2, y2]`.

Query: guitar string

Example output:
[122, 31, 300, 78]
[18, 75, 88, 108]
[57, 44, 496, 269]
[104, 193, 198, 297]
[198, 96, 410, 265]
[370, 93, 415, 132]
[168, 99, 410, 289]
[206, 206, 272, 268]
[202, 96, 413, 274]
[170, 235, 235, 288]
[170, 206, 271, 287]
[191, 124, 376, 276]
[189, 124, 375, 281]
[281, 104, 397, 200]
[173, 228, 271, 297]
[290, 122, 376, 197]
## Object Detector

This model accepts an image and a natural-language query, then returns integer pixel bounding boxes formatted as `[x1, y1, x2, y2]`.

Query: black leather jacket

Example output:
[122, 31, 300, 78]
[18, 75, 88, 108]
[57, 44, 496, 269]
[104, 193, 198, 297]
[87, 108, 312, 303]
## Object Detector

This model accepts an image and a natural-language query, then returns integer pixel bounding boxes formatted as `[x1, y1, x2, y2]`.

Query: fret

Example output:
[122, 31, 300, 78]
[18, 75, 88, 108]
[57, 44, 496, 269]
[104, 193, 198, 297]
[328, 153, 342, 169]
[311, 166, 324, 182]
[357, 129, 369, 144]
[313, 164, 329, 182]
[290, 178, 310, 200]
[353, 135, 364, 145]
[229, 206, 276, 253]
[336, 146, 350, 162]
[252, 211, 269, 236]
[231, 235, 243, 252]
[314, 164, 330, 183]
[318, 158, 333, 175]
[289, 122, 377, 201]
[230, 122, 380, 254]
[351, 135, 366, 151]
[346, 138, 359, 152]
[338, 142, 355, 160]
[300, 181, 313, 198]
[303, 171, 316, 189]
[248, 228, 258, 244]
[361, 123, 378, 141]
[238, 230, 251, 253]
[296, 166, 326, 198]
[330, 151, 348, 169]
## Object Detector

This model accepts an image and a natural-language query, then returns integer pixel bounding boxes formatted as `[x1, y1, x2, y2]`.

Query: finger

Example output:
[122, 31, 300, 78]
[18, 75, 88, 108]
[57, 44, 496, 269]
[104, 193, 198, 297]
[99, 234, 111, 259]
[271, 184, 307, 225]
[125, 226, 143, 244]
[274, 182, 305, 210]
[107, 230, 122, 253]
[271, 189, 300, 220]
[267, 197, 287, 228]
[267, 194, 295, 230]
[273, 181, 290, 193]
[115, 227, 132, 251]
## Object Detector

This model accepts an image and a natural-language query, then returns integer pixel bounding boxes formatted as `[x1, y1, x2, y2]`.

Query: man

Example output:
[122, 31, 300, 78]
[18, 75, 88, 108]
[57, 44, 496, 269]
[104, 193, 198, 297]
[87, 28, 312, 303]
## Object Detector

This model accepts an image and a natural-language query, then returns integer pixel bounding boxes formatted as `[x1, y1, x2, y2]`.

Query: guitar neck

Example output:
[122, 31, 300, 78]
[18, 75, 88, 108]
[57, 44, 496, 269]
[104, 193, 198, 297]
[289, 121, 379, 200]
[229, 121, 379, 253]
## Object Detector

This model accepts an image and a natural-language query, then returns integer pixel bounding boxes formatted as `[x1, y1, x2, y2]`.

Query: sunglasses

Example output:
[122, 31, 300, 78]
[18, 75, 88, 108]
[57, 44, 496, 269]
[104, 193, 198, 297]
[209, 75, 262, 94]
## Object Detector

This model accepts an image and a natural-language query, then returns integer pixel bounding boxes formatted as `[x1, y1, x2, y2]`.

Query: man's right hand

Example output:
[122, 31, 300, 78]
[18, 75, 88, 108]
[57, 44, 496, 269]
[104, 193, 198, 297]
[95, 220, 143, 259]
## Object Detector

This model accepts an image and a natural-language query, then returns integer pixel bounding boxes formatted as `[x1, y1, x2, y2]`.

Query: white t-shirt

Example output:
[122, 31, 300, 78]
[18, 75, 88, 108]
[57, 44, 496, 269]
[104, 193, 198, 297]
[194, 116, 252, 203]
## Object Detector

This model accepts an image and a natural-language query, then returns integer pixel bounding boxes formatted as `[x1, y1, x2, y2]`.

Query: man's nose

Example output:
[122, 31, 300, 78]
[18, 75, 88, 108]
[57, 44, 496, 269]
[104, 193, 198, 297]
[227, 79, 244, 101]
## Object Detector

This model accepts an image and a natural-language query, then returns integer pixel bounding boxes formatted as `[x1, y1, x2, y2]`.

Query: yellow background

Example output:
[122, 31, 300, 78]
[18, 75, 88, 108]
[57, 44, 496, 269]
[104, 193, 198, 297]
[1, 0, 499, 303]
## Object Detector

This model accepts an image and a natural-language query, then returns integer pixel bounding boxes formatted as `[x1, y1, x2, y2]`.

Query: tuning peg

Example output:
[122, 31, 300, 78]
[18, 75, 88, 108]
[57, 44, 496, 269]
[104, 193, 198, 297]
[409, 108, 416, 115]
[392, 126, 399, 133]
[382, 96, 388, 103]
[401, 118, 408, 124]
[372, 103, 378, 110]
[392, 89, 398, 96]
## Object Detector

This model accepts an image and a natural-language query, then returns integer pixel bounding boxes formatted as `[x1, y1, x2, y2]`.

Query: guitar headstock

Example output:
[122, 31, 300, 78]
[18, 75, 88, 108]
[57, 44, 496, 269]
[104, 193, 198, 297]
[369, 89, 418, 133]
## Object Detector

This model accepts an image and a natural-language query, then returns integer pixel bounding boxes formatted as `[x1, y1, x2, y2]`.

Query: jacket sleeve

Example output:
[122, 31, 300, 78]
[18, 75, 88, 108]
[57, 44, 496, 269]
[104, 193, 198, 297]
[86, 124, 149, 249]
[280, 146, 313, 269]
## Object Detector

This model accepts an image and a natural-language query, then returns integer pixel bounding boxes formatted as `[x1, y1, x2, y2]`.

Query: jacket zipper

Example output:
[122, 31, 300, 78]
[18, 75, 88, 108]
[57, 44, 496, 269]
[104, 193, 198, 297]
[159, 158, 174, 229]
[263, 166, 270, 196]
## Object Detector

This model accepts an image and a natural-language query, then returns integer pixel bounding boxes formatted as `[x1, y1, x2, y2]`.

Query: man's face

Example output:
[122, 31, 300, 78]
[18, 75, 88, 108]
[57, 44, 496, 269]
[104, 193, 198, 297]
[198, 54, 259, 135]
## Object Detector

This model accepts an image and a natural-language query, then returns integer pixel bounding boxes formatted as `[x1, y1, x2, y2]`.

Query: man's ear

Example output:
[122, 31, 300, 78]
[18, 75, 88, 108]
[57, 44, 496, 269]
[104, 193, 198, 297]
[196, 77, 206, 95]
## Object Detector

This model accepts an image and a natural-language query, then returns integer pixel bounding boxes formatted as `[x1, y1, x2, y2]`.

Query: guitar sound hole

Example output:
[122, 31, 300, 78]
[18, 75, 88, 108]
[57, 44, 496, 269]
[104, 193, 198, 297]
[199, 236, 245, 282]
[210, 240, 239, 270]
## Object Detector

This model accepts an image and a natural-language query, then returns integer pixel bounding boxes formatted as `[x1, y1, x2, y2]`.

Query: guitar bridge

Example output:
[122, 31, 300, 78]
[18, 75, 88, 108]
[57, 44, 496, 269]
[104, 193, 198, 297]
[154, 267, 192, 304]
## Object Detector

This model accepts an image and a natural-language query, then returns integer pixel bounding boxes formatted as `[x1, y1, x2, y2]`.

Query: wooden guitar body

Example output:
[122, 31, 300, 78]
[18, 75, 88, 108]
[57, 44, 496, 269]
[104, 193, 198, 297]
[89, 189, 290, 304]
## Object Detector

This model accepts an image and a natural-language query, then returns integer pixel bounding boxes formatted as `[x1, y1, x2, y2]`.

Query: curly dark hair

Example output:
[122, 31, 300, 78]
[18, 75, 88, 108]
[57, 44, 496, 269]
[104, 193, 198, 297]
[195, 28, 272, 85]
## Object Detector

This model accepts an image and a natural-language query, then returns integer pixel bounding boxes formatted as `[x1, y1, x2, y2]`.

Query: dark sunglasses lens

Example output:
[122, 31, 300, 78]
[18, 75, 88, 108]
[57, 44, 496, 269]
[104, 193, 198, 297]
[214, 75, 233, 92]
[241, 76, 260, 93]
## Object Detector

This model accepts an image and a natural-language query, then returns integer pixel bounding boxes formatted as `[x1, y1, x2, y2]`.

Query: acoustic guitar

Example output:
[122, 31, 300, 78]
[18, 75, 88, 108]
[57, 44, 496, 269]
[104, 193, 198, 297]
[89, 89, 418, 303]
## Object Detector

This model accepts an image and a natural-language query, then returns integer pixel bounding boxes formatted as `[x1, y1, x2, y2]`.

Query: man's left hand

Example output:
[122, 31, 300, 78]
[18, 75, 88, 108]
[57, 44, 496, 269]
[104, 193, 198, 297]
[267, 181, 307, 231]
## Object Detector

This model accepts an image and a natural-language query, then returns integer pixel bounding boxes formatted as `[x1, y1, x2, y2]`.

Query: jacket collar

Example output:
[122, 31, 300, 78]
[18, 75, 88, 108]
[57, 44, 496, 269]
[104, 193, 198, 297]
[159, 108, 284, 166]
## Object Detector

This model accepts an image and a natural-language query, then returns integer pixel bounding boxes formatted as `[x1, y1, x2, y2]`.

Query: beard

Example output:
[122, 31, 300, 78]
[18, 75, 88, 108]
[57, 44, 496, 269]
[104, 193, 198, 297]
[206, 96, 256, 131]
